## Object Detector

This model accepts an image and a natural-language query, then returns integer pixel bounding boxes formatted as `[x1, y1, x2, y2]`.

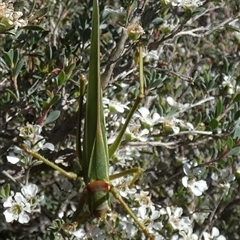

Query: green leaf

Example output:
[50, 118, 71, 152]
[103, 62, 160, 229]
[13, 49, 20, 65]
[235, 110, 240, 121]
[6, 88, 18, 100]
[0, 17, 12, 29]
[49, 95, 61, 106]
[166, 107, 178, 117]
[148, 79, 163, 89]
[32, 160, 44, 166]
[65, 63, 76, 81]
[45, 45, 52, 60]
[175, 84, 183, 98]
[44, 110, 61, 125]
[234, 94, 240, 102]
[29, 7, 48, 22]
[42, 102, 49, 110]
[209, 118, 218, 130]
[3, 50, 13, 68]
[226, 137, 234, 149]
[22, 25, 46, 31]
[57, 71, 66, 85]
[215, 100, 223, 117]
[227, 146, 240, 156]
[0, 184, 10, 199]
[13, 59, 25, 79]
[194, 112, 202, 127]
[207, 79, 215, 90]
[5, 184, 10, 197]
[233, 118, 240, 140]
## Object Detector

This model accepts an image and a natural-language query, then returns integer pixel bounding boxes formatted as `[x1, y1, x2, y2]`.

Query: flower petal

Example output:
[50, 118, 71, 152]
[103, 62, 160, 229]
[7, 155, 20, 164]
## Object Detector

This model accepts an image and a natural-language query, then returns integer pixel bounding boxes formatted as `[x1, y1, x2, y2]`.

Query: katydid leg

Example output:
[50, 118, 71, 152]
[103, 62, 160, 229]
[110, 186, 155, 240]
[110, 167, 142, 188]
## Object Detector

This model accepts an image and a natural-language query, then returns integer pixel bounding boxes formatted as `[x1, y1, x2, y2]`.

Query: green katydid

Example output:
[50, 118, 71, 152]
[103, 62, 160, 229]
[19, 0, 154, 239]
[72, 0, 153, 238]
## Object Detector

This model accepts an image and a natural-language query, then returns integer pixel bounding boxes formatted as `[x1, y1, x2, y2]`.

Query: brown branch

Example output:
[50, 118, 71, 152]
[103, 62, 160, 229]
[101, 0, 149, 89]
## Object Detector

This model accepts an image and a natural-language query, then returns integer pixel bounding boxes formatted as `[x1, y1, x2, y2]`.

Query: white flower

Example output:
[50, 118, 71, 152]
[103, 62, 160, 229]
[3, 192, 31, 224]
[7, 144, 32, 165]
[211, 169, 235, 194]
[167, 97, 190, 109]
[7, 145, 23, 164]
[125, 127, 149, 142]
[21, 184, 38, 199]
[144, 50, 160, 67]
[164, 116, 193, 134]
[203, 227, 226, 240]
[42, 142, 55, 151]
[181, 0, 204, 9]
[14, 18, 28, 28]
[103, 98, 129, 113]
[182, 176, 208, 196]
[18, 124, 42, 140]
[7, 124, 54, 166]
[111, 176, 136, 198]
[134, 107, 161, 128]
[192, 212, 209, 224]
[164, 0, 203, 9]
[166, 207, 192, 231]
[111, 145, 140, 164]
[179, 229, 198, 240]
[222, 74, 235, 95]
[7, 154, 20, 164]
[72, 227, 87, 238]
[135, 191, 153, 208]
[138, 206, 162, 231]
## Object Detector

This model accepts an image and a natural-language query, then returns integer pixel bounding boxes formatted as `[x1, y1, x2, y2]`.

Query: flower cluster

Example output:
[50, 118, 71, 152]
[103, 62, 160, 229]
[211, 169, 235, 194]
[133, 97, 194, 136]
[0, 2, 28, 30]
[7, 124, 54, 166]
[126, 23, 145, 40]
[164, 0, 204, 9]
[221, 74, 240, 95]
[3, 184, 42, 224]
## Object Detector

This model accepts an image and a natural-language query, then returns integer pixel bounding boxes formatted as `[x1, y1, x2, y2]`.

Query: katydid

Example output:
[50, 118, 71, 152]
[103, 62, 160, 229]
[19, 0, 154, 239]
[73, 1, 153, 238]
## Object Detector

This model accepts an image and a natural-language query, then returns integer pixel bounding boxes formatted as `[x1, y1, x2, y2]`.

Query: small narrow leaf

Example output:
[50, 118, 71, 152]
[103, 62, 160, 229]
[215, 100, 223, 118]
[13, 59, 25, 79]
[29, 8, 48, 22]
[194, 112, 202, 128]
[3, 51, 13, 68]
[58, 71, 66, 85]
[22, 25, 46, 31]
[226, 137, 234, 149]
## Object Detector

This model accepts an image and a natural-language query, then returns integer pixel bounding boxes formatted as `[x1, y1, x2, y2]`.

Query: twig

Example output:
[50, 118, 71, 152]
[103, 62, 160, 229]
[127, 141, 179, 149]
[172, 96, 215, 117]
[198, 191, 226, 240]
[101, 0, 149, 89]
